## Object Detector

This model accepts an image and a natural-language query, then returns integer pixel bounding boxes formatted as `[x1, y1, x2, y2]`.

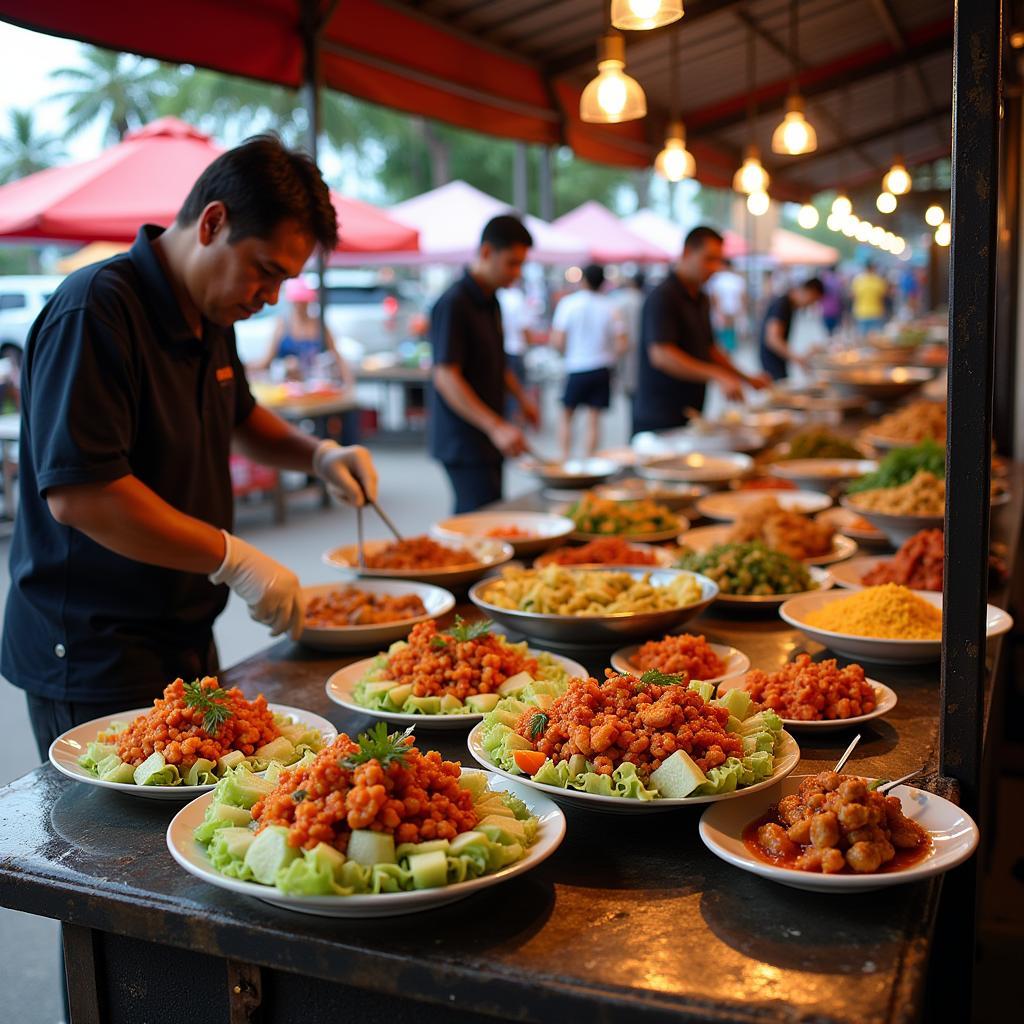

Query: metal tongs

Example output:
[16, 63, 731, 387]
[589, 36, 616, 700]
[355, 496, 404, 569]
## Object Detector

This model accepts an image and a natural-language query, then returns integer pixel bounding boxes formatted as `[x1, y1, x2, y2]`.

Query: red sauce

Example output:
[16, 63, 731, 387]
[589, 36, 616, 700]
[742, 807, 932, 875]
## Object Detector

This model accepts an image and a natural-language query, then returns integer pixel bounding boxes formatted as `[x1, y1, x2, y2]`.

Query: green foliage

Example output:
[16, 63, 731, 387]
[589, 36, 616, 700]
[0, 109, 66, 184]
[341, 723, 414, 770]
[183, 679, 234, 735]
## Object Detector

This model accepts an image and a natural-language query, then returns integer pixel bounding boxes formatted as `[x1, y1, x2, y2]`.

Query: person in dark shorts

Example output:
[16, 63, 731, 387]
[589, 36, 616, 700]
[428, 215, 540, 513]
[758, 277, 825, 380]
[550, 264, 626, 460]
[632, 227, 767, 435]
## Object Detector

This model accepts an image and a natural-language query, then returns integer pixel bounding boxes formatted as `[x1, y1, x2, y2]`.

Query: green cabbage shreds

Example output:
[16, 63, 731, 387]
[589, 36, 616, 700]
[675, 541, 815, 596]
[846, 439, 945, 494]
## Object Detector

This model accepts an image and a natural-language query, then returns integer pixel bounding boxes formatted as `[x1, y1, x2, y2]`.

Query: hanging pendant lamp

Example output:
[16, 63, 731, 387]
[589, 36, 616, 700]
[881, 69, 912, 195]
[654, 26, 695, 181]
[771, 0, 817, 155]
[580, 31, 647, 123]
[611, 0, 683, 31]
[733, 22, 770, 195]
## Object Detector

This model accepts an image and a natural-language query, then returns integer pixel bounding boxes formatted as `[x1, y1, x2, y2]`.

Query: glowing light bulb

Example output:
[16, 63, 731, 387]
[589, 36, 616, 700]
[797, 204, 819, 229]
[771, 96, 817, 155]
[826, 213, 842, 232]
[841, 218, 858, 238]
[869, 226, 886, 246]
[747, 190, 770, 216]
[892, 237, 907, 255]
[876, 191, 897, 214]
[732, 149, 770, 195]
[925, 204, 945, 227]
[883, 162, 912, 196]
[654, 122, 695, 181]
[934, 222, 951, 247]
[580, 35, 647, 124]
[611, 0, 683, 30]
[832, 194, 852, 218]
[855, 221, 872, 242]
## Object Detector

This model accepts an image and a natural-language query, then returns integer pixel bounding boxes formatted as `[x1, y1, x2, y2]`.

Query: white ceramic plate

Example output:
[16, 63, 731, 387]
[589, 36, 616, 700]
[699, 774, 980, 892]
[716, 676, 898, 732]
[166, 768, 566, 917]
[828, 555, 941, 593]
[554, 502, 687, 543]
[695, 489, 833, 522]
[325, 650, 588, 730]
[768, 460, 879, 490]
[323, 537, 513, 588]
[594, 478, 705, 511]
[466, 722, 800, 814]
[609, 641, 750, 685]
[519, 457, 619, 488]
[816, 506, 887, 545]
[430, 511, 575, 557]
[297, 580, 456, 652]
[779, 590, 1013, 663]
[48, 705, 338, 801]
[840, 497, 943, 547]
[534, 541, 677, 569]
[700, 566, 835, 610]
[677, 523, 858, 567]
[638, 451, 754, 485]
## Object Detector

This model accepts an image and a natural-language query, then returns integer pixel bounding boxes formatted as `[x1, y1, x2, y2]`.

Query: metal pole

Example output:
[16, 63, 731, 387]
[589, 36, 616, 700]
[301, 0, 328, 344]
[940, 0, 1001, 816]
[538, 146, 554, 221]
[513, 142, 529, 214]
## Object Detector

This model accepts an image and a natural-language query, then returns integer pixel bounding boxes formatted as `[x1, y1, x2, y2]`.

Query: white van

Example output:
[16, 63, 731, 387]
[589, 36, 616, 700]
[0, 276, 65, 367]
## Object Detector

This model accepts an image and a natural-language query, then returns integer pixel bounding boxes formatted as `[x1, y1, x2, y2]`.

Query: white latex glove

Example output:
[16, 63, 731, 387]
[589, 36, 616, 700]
[209, 530, 304, 639]
[313, 440, 379, 507]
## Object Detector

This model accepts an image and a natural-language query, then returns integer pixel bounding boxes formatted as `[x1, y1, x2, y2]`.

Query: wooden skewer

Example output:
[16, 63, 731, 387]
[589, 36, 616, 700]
[877, 768, 923, 794]
[356, 504, 366, 569]
[832, 733, 862, 773]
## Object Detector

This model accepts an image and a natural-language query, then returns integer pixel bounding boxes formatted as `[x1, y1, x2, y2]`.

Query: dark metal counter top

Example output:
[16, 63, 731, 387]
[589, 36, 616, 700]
[0, 473, 1018, 1024]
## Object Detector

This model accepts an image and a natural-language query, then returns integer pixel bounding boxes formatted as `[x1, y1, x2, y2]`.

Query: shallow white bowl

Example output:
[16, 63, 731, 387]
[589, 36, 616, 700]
[609, 641, 750, 685]
[49, 705, 338, 801]
[534, 541, 677, 569]
[430, 511, 575, 557]
[840, 496, 943, 547]
[638, 451, 753, 486]
[297, 580, 456, 652]
[466, 723, 800, 814]
[323, 537, 513, 588]
[828, 555, 941, 594]
[699, 774, 979, 892]
[716, 676, 898, 732]
[695, 489, 833, 522]
[769, 459, 879, 491]
[678, 524, 858, 567]
[166, 768, 565, 916]
[779, 590, 1013, 663]
[325, 650, 587, 730]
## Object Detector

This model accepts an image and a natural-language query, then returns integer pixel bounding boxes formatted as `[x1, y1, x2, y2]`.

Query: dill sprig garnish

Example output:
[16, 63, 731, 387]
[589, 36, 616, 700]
[341, 723, 415, 770]
[183, 679, 234, 735]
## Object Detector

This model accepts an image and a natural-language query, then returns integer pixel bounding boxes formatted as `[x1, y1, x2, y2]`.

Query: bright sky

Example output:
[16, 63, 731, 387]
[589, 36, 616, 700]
[0, 21, 106, 160]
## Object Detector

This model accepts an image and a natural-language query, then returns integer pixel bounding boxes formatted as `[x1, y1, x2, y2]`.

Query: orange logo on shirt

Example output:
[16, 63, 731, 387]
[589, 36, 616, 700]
[216, 366, 235, 384]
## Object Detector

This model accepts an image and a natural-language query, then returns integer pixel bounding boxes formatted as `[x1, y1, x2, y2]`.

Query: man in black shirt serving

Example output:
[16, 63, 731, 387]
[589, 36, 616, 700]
[429, 215, 540, 513]
[758, 277, 825, 380]
[633, 226, 768, 435]
[3, 137, 379, 758]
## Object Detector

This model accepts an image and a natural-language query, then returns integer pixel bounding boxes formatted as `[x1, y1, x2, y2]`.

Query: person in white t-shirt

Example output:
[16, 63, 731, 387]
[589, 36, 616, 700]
[497, 283, 542, 419]
[549, 264, 627, 460]
[706, 262, 746, 351]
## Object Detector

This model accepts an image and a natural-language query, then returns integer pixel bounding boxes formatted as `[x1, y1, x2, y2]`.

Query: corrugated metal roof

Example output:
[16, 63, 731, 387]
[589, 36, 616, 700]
[411, 0, 952, 196]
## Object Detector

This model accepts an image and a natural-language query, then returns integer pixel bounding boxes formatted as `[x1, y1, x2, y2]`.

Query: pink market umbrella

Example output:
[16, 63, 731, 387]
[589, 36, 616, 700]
[553, 201, 670, 263]
[0, 117, 418, 254]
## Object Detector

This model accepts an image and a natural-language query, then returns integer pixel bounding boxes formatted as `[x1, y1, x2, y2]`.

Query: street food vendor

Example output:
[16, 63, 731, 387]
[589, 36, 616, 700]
[1, 137, 378, 758]
[632, 226, 768, 435]
[759, 277, 826, 379]
[428, 215, 540, 513]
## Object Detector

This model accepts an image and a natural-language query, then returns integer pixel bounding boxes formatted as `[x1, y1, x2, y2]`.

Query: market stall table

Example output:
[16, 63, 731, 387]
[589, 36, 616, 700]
[1, 471, 1017, 1024]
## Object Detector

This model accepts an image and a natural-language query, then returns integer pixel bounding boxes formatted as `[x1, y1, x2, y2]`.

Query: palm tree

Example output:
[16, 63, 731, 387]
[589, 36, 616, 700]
[0, 109, 66, 184]
[49, 46, 163, 143]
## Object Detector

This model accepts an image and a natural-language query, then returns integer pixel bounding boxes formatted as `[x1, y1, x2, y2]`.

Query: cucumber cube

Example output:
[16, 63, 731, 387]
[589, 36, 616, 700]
[497, 671, 534, 696]
[649, 750, 707, 799]
[387, 683, 413, 708]
[464, 693, 500, 713]
[243, 826, 298, 884]
[408, 849, 448, 889]
[347, 829, 396, 866]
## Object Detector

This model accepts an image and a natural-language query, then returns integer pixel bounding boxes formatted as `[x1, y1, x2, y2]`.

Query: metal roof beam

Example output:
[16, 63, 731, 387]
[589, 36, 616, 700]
[684, 18, 951, 134]
[541, 0, 746, 75]
[866, 0, 948, 149]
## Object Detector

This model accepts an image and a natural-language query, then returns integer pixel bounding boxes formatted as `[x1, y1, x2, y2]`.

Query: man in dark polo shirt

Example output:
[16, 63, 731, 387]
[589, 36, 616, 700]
[758, 277, 825, 379]
[633, 226, 767, 435]
[429, 215, 540, 512]
[3, 137, 378, 758]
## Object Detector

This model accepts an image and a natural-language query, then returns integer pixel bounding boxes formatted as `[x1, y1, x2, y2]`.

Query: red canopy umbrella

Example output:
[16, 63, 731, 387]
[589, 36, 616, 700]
[0, 117, 418, 253]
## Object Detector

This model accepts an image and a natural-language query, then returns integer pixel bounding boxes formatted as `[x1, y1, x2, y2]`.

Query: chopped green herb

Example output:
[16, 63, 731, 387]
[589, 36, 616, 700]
[528, 712, 549, 739]
[291, 789, 308, 803]
[183, 679, 234, 735]
[639, 669, 684, 688]
[430, 615, 492, 648]
[341, 722, 414, 770]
